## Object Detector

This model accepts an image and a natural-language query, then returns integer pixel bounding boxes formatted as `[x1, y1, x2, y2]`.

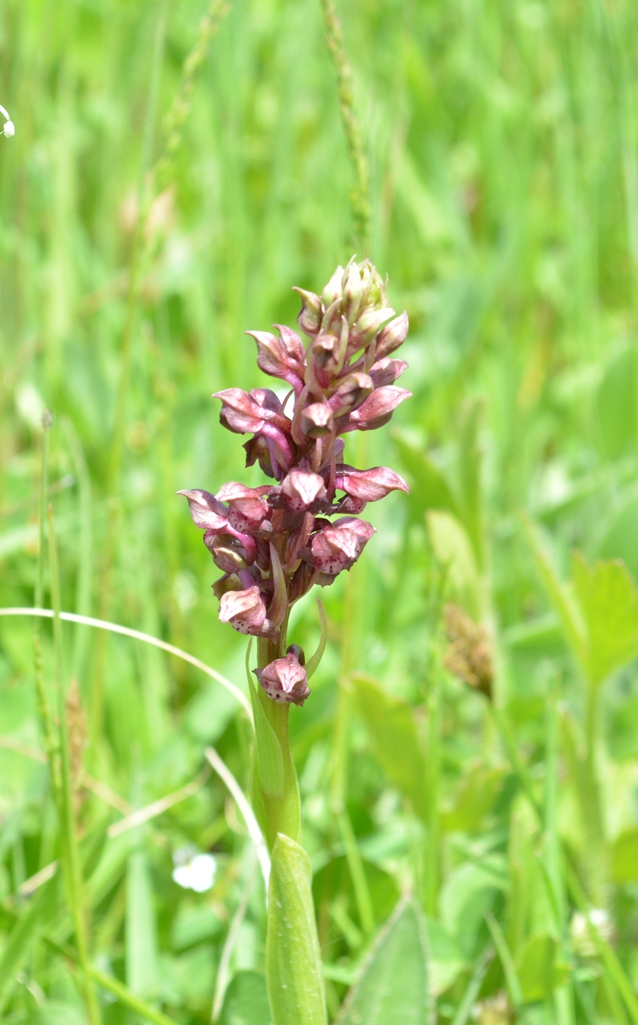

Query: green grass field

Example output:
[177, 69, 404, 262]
[2, 0, 638, 1022]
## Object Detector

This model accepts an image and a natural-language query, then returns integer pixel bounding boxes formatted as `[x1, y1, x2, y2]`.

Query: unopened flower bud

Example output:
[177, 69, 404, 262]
[219, 585, 269, 636]
[375, 311, 409, 359]
[281, 467, 327, 512]
[254, 653, 310, 705]
[309, 334, 339, 373]
[205, 534, 249, 574]
[344, 386, 411, 433]
[321, 265, 345, 307]
[329, 372, 374, 418]
[358, 259, 387, 309]
[342, 259, 363, 325]
[302, 517, 375, 576]
[369, 357, 408, 388]
[334, 465, 409, 502]
[293, 287, 323, 337]
[300, 402, 333, 438]
[350, 307, 396, 352]
[247, 327, 305, 392]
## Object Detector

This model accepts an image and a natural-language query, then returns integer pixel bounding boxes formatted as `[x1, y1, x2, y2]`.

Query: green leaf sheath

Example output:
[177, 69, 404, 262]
[266, 835, 327, 1025]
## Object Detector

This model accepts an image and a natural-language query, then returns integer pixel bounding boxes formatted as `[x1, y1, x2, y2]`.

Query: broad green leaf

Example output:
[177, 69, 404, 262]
[218, 970, 273, 1025]
[351, 674, 426, 820]
[266, 834, 327, 1025]
[425, 917, 466, 996]
[441, 763, 505, 834]
[523, 516, 586, 667]
[336, 898, 431, 1025]
[440, 856, 507, 959]
[426, 510, 482, 618]
[596, 346, 638, 460]
[393, 429, 459, 519]
[18, 1002, 86, 1025]
[515, 935, 569, 1003]
[457, 401, 485, 571]
[610, 828, 638, 884]
[571, 553, 638, 686]
[126, 848, 159, 999]
[0, 877, 60, 1014]
[597, 491, 638, 583]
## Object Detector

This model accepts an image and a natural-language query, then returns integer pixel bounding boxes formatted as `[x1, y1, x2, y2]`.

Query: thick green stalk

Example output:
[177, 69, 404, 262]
[256, 634, 301, 848]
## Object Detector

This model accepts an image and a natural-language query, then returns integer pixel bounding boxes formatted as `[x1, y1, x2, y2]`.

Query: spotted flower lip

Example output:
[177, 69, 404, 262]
[301, 517, 376, 576]
[254, 653, 310, 706]
[179, 260, 411, 686]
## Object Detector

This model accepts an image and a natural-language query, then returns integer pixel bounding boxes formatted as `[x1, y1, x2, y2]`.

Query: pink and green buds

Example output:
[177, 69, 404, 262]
[179, 259, 411, 702]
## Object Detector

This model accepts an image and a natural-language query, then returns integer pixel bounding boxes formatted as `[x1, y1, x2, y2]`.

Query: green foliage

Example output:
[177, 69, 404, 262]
[2, 0, 638, 1022]
[351, 673, 427, 819]
[218, 971, 272, 1025]
[336, 898, 431, 1025]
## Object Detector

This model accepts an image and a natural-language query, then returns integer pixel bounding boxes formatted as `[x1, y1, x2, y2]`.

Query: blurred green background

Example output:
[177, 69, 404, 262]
[2, 0, 638, 1022]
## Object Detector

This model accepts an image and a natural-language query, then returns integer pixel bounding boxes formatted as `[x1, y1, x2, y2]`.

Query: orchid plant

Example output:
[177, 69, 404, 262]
[179, 258, 410, 1023]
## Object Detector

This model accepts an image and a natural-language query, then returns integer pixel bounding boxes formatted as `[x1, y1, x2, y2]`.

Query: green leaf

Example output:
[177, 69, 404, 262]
[440, 856, 507, 960]
[441, 763, 505, 834]
[336, 897, 431, 1025]
[457, 401, 485, 571]
[247, 650, 284, 798]
[571, 553, 638, 686]
[18, 1002, 86, 1025]
[596, 346, 638, 460]
[126, 848, 159, 999]
[218, 971, 273, 1025]
[351, 674, 427, 820]
[425, 917, 466, 996]
[610, 828, 638, 884]
[426, 510, 482, 618]
[515, 934, 569, 1003]
[0, 877, 60, 1014]
[523, 516, 586, 668]
[266, 834, 327, 1025]
[393, 429, 459, 520]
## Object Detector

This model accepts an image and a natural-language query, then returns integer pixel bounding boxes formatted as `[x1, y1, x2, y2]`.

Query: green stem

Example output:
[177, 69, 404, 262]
[48, 508, 103, 1025]
[256, 632, 301, 848]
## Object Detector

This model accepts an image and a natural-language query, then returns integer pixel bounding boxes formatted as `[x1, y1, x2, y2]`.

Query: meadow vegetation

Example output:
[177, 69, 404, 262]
[2, 0, 638, 1022]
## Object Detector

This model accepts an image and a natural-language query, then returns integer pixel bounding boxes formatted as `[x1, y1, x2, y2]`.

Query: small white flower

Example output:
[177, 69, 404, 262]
[0, 105, 14, 138]
[571, 907, 614, 956]
[172, 847, 217, 893]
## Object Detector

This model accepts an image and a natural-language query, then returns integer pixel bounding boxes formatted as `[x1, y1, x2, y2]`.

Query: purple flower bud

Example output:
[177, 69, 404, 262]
[334, 465, 409, 502]
[308, 334, 339, 373]
[375, 311, 409, 359]
[254, 653, 310, 706]
[274, 324, 306, 364]
[321, 265, 345, 307]
[219, 585, 271, 636]
[369, 357, 408, 388]
[213, 388, 269, 434]
[205, 533, 249, 574]
[293, 287, 323, 337]
[177, 489, 228, 531]
[302, 517, 376, 575]
[341, 386, 411, 433]
[281, 467, 327, 512]
[301, 402, 333, 438]
[328, 372, 374, 417]
[216, 482, 271, 533]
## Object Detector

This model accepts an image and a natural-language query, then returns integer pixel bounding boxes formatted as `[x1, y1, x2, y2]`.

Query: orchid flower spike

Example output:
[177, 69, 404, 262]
[179, 260, 411, 704]
[0, 105, 15, 138]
